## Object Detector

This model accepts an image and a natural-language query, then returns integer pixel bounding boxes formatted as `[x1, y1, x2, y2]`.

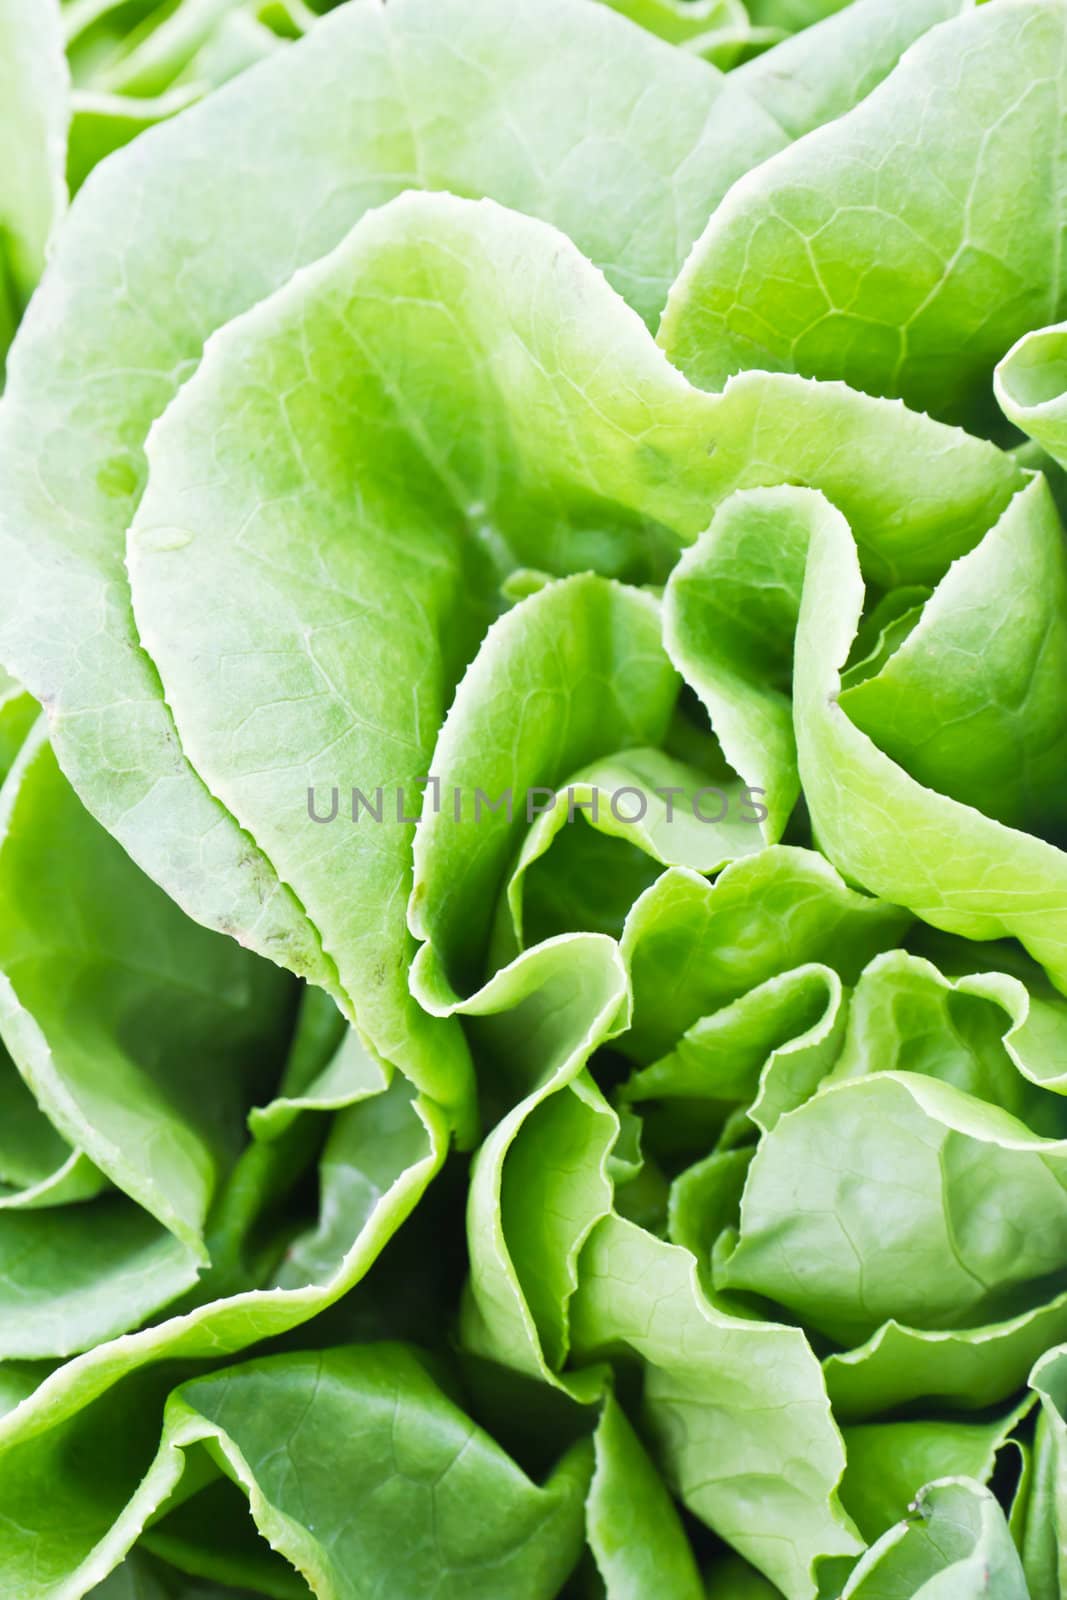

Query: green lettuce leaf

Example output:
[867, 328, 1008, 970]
[412, 929, 629, 1385]
[824, 1296, 1067, 1422]
[409, 576, 678, 1003]
[662, 0, 1067, 432]
[572, 1213, 862, 1599]
[619, 846, 906, 1064]
[839, 1401, 1032, 1545]
[997, 319, 1067, 472]
[839, 1478, 1028, 1599]
[662, 427, 1027, 838]
[0, 0, 67, 364]
[747, 0, 852, 25]
[1, 1343, 591, 1599]
[731, 0, 963, 141]
[0, 723, 291, 1256]
[0, 717, 296, 1356]
[720, 1068, 1067, 1346]
[597, 0, 748, 49]
[1020, 1343, 1067, 1599]
[587, 1392, 704, 1600]
[791, 479, 1067, 987]
[494, 746, 765, 965]
[62, 0, 322, 192]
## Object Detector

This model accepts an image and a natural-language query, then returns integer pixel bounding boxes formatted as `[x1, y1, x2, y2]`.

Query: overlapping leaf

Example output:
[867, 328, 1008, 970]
[5, 0, 1067, 1595]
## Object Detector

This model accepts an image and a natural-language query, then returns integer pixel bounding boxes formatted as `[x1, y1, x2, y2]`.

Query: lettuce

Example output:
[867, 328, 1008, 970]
[0, 0, 345, 373]
[2, 0, 1067, 1595]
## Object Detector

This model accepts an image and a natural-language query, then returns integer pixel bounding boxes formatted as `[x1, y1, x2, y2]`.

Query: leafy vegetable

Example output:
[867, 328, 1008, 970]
[661, 0, 1067, 433]
[4, 0, 1067, 1594]
[0, 0, 66, 364]
[0, 0, 338, 371]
